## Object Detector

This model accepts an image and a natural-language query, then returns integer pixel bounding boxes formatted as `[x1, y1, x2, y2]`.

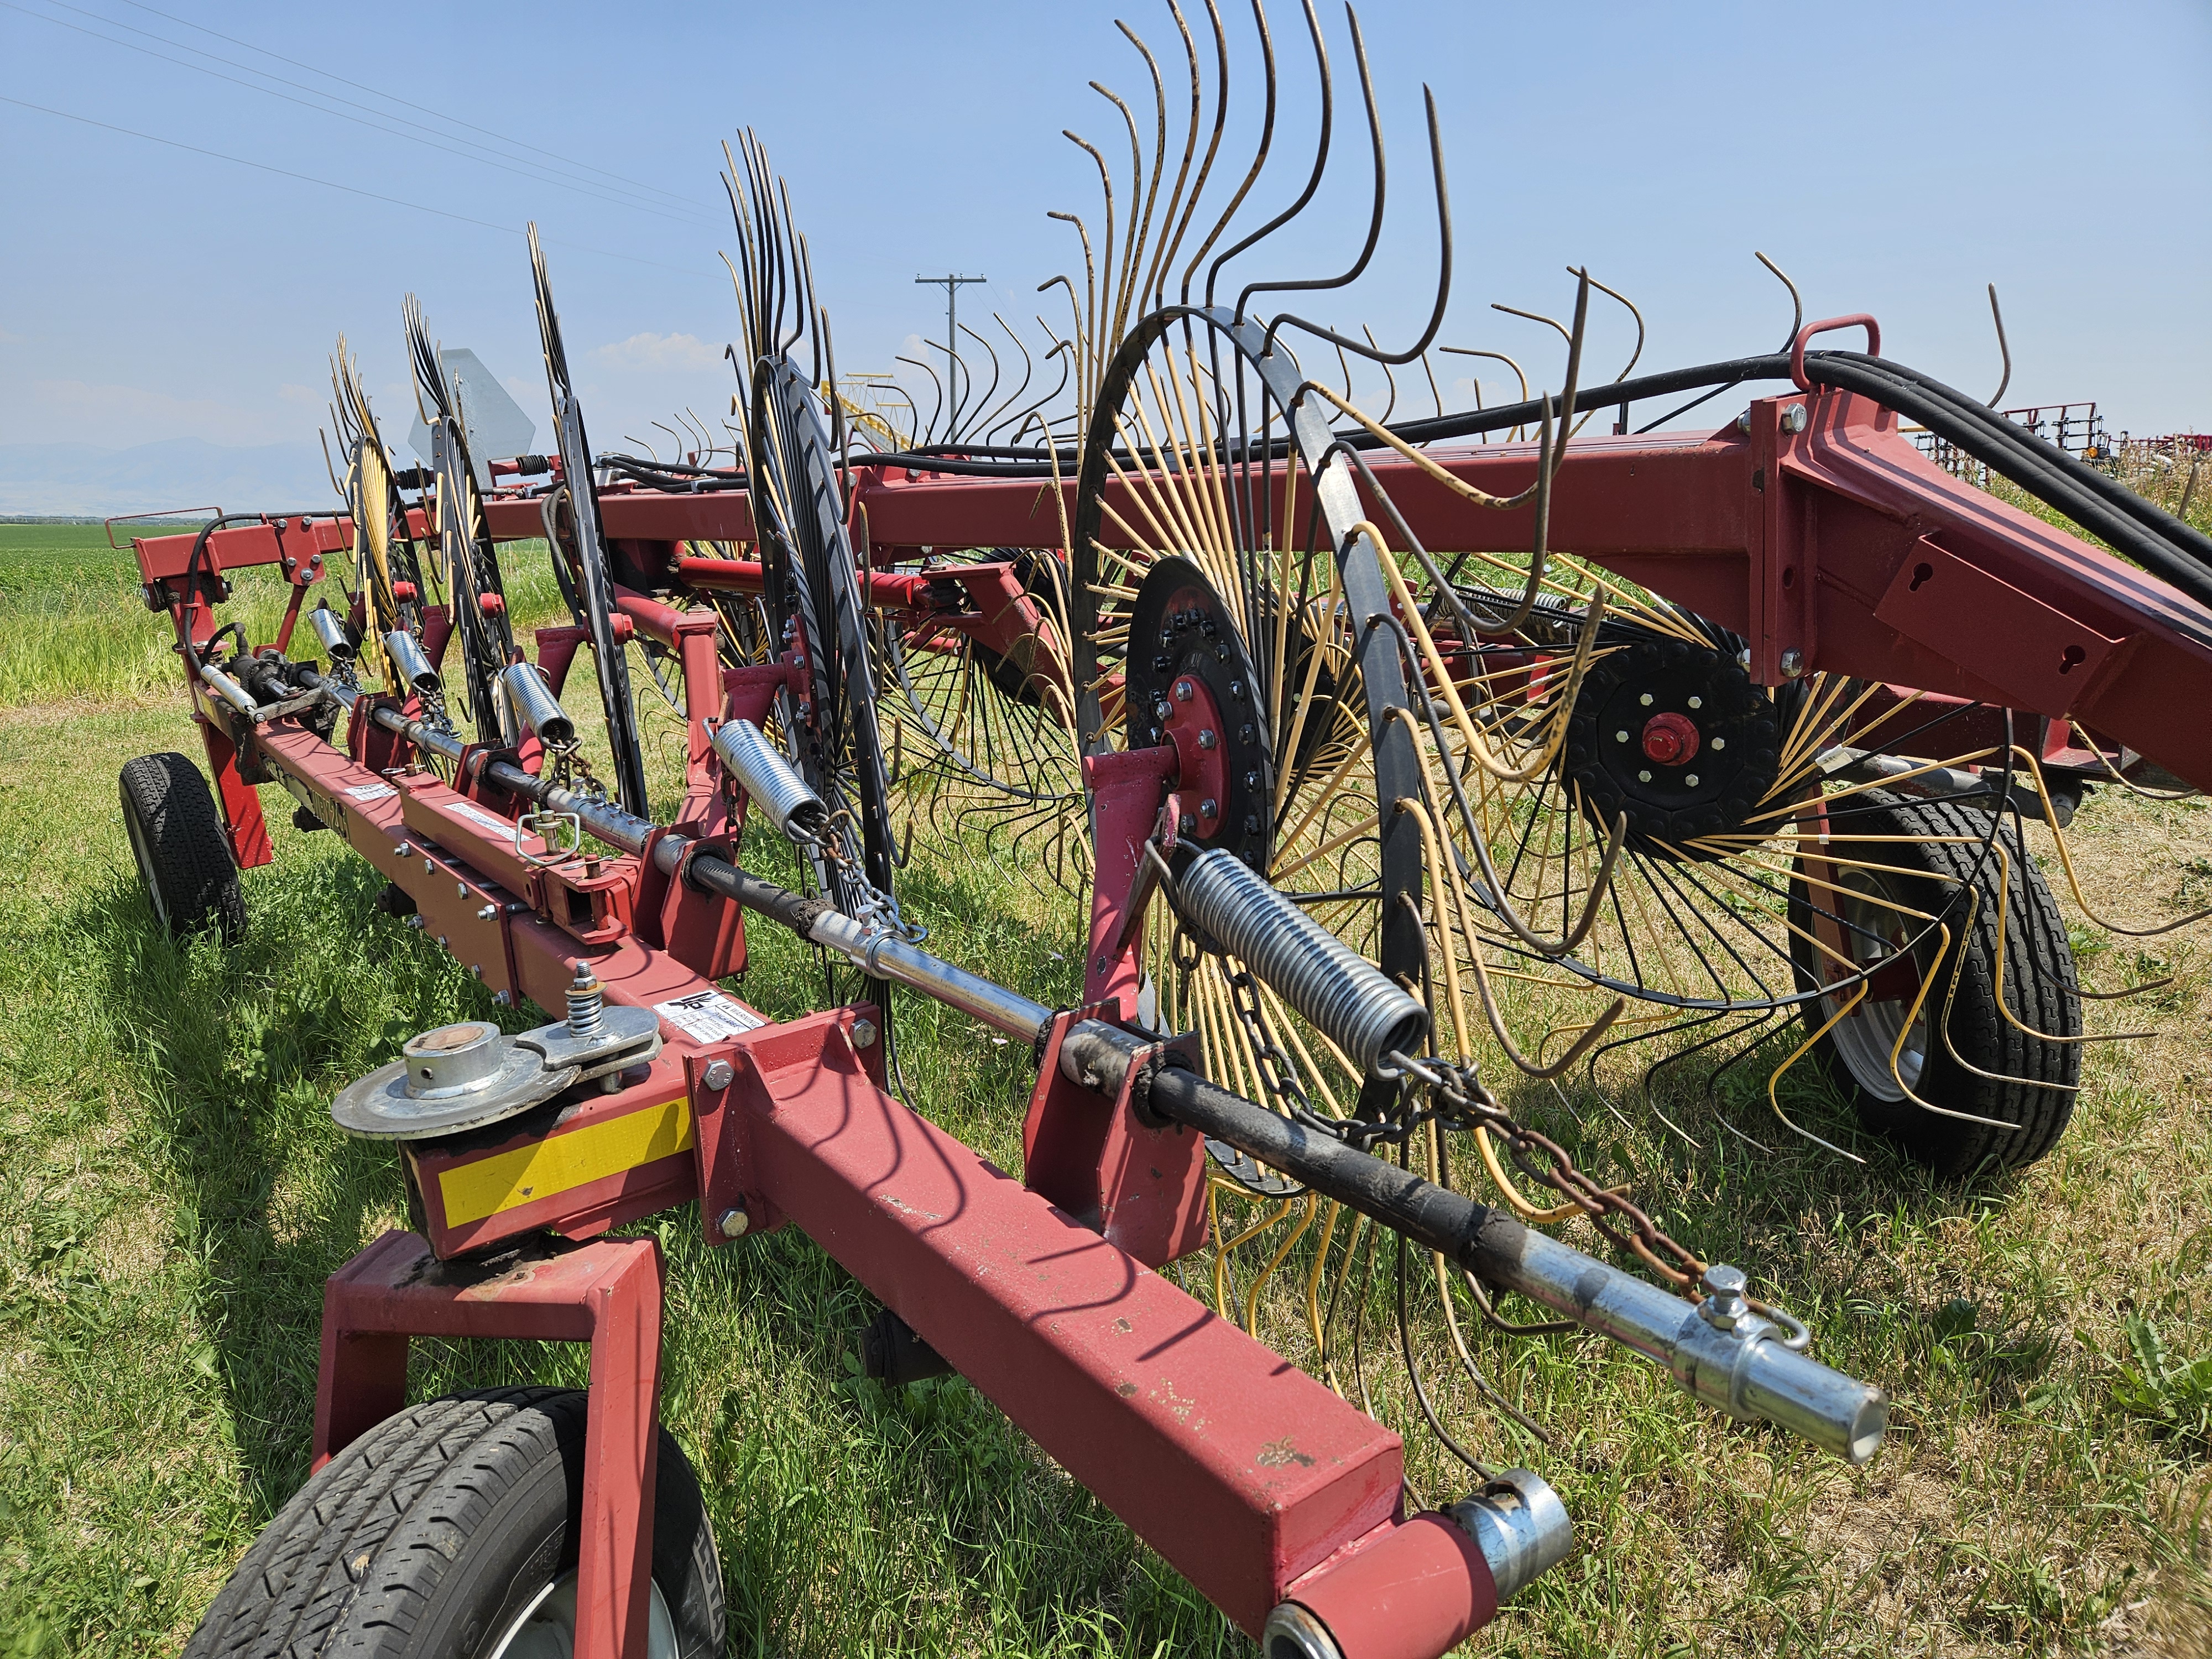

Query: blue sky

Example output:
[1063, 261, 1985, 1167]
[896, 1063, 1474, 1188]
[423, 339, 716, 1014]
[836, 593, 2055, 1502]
[2, 0, 2206, 504]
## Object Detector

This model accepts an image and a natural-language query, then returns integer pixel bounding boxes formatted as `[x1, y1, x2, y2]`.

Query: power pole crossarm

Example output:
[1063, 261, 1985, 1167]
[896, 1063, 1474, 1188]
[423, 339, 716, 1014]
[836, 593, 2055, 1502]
[916, 273, 987, 444]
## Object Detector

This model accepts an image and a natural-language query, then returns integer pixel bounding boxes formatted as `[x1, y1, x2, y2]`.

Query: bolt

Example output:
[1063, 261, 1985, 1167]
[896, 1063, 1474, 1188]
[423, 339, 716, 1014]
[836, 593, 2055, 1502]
[1639, 692, 1654, 707]
[493, 990, 513, 1008]
[702, 1058, 735, 1091]
[1243, 770, 1261, 789]
[477, 904, 499, 920]
[405, 914, 426, 930]
[1698, 1262, 1751, 1332]
[1200, 798, 1218, 820]
[1238, 723, 1255, 743]
[1228, 680, 1244, 698]
[851, 1018, 878, 1049]
[1197, 729, 1217, 750]
[457, 882, 469, 898]
[1781, 403, 1809, 434]
[1179, 812, 1197, 836]
[1154, 698, 1173, 722]
[1735, 410, 1752, 434]
[717, 1205, 750, 1238]
[1780, 648, 1807, 679]
[567, 963, 603, 1037]
[1637, 769, 1652, 783]
[1095, 954, 1110, 973]
[1712, 737, 1726, 750]
[393, 843, 413, 859]
[1175, 679, 1194, 702]
[1615, 729, 1630, 743]
[1687, 695, 1703, 710]
[468, 964, 482, 979]
[1244, 814, 1260, 834]
[436, 935, 449, 947]
[1685, 774, 1700, 787]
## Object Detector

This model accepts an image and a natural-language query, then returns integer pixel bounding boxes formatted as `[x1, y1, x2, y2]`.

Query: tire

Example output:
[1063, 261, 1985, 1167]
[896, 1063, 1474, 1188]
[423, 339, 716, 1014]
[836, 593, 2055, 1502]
[182, 1388, 724, 1659]
[119, 751, 246, 943]
[1789, 789, 2081, 1176]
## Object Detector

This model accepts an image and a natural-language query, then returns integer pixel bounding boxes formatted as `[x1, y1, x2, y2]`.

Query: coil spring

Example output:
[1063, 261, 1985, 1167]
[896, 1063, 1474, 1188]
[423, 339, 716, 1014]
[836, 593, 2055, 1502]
[566, 966, 603, 1037]
[1174, 848, 1430, 1078]
[711, 718, 830, 841]
[498, 661, 576, 749]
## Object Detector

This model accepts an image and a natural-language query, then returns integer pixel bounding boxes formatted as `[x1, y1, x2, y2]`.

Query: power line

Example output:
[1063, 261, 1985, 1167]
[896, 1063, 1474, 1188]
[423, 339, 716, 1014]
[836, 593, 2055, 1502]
[107, 0, 706, 213]
[7, 0, 720, 229]
[0, 95, 722, 281]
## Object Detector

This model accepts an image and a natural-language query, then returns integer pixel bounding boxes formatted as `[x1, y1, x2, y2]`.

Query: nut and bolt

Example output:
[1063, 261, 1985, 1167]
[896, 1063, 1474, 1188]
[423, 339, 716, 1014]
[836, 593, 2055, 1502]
[1197, 729, 1217, 750]
[1615, 729, 1630, 743]
[1153, 698, 1173, 722]
[436, 935, 450, 947]
[477, 904, 499, 920]
[1199, 798, 1218, 820]
[1174, 680, 1194, 702]
[1781, 403, 1809, 434]
[1698, 1263, 1751, 1331]
[717, 1205, 750, 1238]
[1780, 648, 1807, 679]
[1685, 773, 1700, 787]
[1712, 737, 1726, 750]
[1178, 812, 1197, 836]
[404, 915, 427, 930]
[1637, 769, 1652, 783]
[456, 882, 469, 898]
[393, 843, 413, 859]
[492, 990, 513, 1008]
[1687, 695, 1703, 709]
[701, 1058, 735, 1091]
[567, 963, 604, 1037]
[850, 1018, 878, 1049]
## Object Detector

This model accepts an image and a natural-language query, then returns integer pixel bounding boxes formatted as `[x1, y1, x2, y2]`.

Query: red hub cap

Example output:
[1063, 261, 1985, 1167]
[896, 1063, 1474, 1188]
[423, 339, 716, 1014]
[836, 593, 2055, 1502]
[1640, 711, 1700, 766]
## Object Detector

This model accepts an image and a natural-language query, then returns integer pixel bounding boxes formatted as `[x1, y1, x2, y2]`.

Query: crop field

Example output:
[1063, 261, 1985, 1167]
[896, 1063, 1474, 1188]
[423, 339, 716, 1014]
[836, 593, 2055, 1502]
[2, 514, 2210, 1657]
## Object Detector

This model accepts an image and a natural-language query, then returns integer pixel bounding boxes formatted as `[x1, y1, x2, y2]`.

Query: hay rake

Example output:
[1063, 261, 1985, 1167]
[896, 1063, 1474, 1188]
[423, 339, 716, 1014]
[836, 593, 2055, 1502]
[115, 6, 2212, 1657]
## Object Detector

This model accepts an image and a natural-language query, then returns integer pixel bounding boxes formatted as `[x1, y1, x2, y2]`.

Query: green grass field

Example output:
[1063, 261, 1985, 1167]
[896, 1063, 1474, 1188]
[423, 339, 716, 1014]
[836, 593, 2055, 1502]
[2, 519, 2210, 1657]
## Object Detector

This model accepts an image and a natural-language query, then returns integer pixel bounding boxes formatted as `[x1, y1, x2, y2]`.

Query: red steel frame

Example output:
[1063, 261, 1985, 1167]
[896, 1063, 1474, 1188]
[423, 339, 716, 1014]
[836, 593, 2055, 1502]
[129, 367, 2212, 1659]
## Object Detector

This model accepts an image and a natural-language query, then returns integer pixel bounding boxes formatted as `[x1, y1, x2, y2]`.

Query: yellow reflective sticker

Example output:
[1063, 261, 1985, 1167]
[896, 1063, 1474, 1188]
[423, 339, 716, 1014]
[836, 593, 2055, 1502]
[437, 1096, 693, 1226]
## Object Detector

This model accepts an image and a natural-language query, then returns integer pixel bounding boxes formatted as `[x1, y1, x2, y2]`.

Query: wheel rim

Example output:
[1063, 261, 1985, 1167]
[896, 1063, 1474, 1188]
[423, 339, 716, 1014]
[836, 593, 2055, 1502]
[486, 1571, 678, 1659]
[1817, 868, 1931, 1103]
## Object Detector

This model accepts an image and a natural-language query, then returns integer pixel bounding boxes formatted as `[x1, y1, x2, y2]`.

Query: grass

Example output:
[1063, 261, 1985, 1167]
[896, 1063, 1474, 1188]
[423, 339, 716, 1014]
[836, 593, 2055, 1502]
[2, 530, 2211, 1656]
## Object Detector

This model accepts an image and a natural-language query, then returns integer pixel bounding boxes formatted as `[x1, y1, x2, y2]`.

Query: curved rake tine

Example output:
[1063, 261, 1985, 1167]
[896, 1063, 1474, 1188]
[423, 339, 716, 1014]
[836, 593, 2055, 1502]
[1755, 249, 1802, 353]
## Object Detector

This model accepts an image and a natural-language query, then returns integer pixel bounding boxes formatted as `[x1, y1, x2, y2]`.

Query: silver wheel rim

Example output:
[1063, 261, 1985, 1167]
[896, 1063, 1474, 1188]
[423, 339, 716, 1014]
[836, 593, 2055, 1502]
[486, 1571, 679, 1659]
[1821, 870, 1929, 1103]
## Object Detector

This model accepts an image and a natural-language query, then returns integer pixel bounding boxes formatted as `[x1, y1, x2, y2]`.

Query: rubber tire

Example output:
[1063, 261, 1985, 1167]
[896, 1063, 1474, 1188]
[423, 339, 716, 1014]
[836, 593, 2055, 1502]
[1790, 790, 2080, 1176]
[182, 1388, 724, 1659]
[119, 751, 246, 943]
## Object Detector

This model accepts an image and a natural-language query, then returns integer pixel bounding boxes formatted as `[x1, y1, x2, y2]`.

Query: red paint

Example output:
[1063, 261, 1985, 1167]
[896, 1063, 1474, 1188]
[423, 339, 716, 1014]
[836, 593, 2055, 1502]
[1280, 1513, 1500, 1659]
[311, 1230, 662, 1659]
[1081, 745, 1176, 1010]
[1640, 711, 1700, 765]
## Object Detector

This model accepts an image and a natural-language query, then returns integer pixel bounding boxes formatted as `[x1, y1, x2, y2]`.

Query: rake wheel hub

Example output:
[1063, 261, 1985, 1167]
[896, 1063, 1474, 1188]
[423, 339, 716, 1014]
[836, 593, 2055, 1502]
[1563, 634, 1780, 859]
[1126, 556, 1272, 868]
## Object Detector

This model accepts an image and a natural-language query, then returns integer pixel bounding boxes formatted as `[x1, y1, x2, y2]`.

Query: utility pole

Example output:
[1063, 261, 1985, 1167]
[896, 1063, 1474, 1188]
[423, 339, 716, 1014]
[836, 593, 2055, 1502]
[915, 273, 986, 443]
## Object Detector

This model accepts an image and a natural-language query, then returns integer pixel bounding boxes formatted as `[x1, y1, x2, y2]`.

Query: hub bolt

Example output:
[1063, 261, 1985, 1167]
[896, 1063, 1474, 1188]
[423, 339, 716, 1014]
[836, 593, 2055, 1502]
[1712, 737, 1727, 750]
[1688, 695, 1703, 709]
[1639, 692, 1653, 706]
[1615, 729, 1630, 743]
[1638, 769, 1652, 782]
[1686, 774, 1699, 787]
[1640, 712, 1701, 766]
[1175, 680, 1194, 702]
[1154, 699, 1173, 723]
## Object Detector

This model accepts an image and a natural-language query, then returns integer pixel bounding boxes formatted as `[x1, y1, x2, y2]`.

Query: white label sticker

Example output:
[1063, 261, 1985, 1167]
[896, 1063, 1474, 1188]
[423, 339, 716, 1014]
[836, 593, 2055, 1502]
[447, 799, 520, 837]
[345, 782, 398, 801]
[653, 989, 766, 1045]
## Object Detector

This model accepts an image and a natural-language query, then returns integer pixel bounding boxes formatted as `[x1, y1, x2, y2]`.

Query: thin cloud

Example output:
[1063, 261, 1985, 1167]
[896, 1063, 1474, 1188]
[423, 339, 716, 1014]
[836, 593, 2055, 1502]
[591, 332, 719, 372]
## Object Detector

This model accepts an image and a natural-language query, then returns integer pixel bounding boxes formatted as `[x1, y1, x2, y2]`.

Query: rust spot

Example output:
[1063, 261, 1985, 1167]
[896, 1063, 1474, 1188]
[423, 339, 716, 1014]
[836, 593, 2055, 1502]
[1117, 1381, 1138, 1397]
[1255, 1437, 1316, 1469]
[1114, 1317, 1133, 1333]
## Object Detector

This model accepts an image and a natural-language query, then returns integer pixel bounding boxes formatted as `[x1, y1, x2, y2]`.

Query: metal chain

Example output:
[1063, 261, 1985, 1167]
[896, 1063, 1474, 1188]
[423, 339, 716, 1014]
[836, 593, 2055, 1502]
[1379, 1051, 1708, 1291]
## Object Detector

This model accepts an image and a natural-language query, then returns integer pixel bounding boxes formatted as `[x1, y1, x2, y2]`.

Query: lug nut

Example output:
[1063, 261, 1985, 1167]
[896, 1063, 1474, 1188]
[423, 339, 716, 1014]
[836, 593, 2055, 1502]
[1200, 798, 1218, 820]
[1639, 692, 1653, 707]
[1197, 729, 1217, 750]
[1175, 680, 1194, 702]
[702, 1058, 735, 1091]
[1615, 729, 1629, 743]
[1712, 737, 1726, 750]
[1154, 698, 1173, 722]
[1685, 774, 1699, 787]
[851, 1018, 878, 1049]
[1638, 769, 1652, 782]
[1687, 695, 1703, 710]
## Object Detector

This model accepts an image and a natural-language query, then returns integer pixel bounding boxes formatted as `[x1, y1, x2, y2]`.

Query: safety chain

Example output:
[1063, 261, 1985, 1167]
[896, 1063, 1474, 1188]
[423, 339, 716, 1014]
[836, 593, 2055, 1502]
[1379, 1051, 1708, 1291]
[1214, 970, 1312, 1197]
